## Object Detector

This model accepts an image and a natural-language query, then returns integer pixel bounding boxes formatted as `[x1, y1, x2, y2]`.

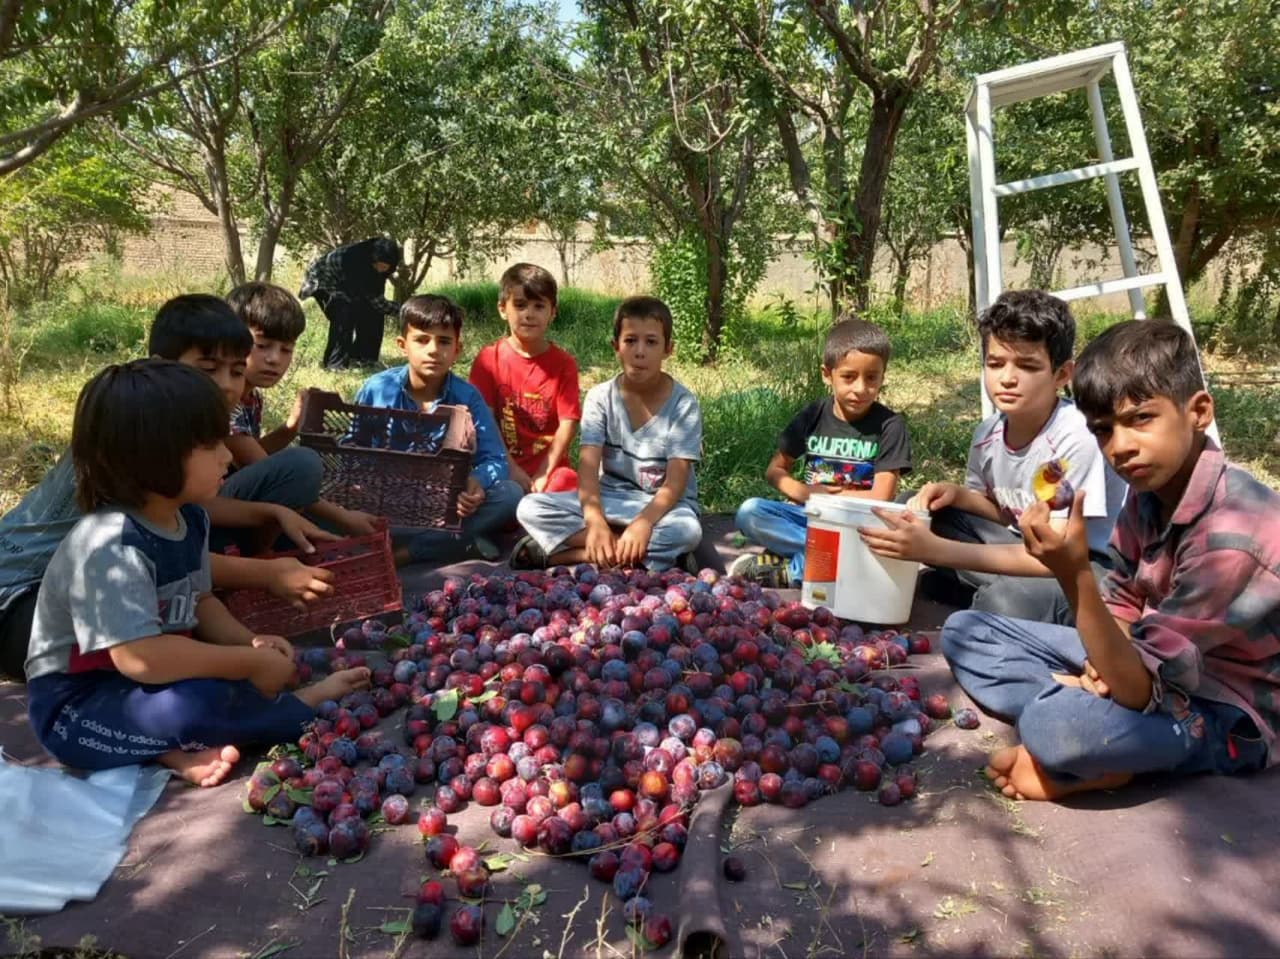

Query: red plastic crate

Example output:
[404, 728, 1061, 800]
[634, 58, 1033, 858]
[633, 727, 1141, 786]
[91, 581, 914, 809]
[297, 390, 474, 529]
[223, 521, 402, 638]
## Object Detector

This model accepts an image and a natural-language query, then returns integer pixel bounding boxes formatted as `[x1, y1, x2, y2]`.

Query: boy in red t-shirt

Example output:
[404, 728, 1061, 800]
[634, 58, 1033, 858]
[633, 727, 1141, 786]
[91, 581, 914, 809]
[469, 263, 581, 494]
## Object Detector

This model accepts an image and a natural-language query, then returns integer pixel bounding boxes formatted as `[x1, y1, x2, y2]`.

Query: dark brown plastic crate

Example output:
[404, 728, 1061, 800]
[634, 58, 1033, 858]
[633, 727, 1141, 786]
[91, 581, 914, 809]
[297, 390, 474, 529]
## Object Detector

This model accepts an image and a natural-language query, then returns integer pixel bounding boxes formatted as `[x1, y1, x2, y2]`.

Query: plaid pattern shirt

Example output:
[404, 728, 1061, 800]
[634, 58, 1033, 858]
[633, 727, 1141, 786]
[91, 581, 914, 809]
[230, 387, 264, 438]
[299, 245, 398, 317]
[1102, 443, 1280, 764]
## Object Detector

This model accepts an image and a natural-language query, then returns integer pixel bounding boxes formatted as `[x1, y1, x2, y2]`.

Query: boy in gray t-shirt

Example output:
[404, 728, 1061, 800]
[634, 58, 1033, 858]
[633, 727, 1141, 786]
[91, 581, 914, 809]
[514, 296, 702, 571]
[861, 291, 1126, 625]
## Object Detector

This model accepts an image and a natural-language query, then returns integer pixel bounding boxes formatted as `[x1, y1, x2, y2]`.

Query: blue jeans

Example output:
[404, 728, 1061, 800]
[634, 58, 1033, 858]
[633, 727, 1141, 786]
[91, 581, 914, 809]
[27, 672, 315, 770]
[211, 446, 326, 555]
[735, 498, 807, 580]
[941, 610, 1268, 782]
[403, 479, 522, 564]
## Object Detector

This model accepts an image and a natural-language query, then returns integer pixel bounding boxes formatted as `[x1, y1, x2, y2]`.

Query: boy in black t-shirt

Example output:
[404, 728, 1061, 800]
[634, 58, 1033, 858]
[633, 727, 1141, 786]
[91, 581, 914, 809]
[730, 317, 912, 587]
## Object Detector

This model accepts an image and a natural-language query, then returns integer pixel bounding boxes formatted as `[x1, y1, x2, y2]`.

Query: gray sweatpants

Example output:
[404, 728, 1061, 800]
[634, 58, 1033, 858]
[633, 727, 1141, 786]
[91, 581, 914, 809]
[517, 489, 702, 571]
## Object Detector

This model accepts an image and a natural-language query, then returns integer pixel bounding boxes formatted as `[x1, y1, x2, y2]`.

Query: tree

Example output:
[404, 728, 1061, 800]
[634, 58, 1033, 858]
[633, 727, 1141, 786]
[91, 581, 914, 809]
[0, 126, 148, 305]
[730, 0, 981, 313]
[288, 0, 567, 300]
[118, 0, 390, 283]
[0, 0, 288, 176]
[577, 0, 781, 360]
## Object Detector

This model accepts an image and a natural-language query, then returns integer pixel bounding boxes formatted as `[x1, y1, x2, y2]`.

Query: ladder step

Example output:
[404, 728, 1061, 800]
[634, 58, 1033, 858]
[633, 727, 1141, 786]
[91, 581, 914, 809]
[1052, 273, 1166, 302]
[993, 158, 1142, 197]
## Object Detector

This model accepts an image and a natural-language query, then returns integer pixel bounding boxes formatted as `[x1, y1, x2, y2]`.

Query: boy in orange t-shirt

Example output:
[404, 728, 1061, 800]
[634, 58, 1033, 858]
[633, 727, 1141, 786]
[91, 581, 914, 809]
[469, 263, 581, 494]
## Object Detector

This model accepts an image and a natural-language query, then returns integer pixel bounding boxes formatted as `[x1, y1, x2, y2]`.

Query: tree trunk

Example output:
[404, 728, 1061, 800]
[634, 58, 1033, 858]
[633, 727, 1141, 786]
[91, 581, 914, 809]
[838, 87, 910, 312]
[252, 178, 295, 282]
[702, 228, 727, 363]
[891, 250, 910, 316]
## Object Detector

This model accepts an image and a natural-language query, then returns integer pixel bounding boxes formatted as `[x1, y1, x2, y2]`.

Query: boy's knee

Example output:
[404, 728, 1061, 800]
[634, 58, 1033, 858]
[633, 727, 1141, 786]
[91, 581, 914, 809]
[1017, 693, 1091, 774]
[939, 609, 997, 661]
[734, 498, 767, 534]
[274, 446, 325, 501]
[660, 511, 703, 552]
[516, 492, 549, 527]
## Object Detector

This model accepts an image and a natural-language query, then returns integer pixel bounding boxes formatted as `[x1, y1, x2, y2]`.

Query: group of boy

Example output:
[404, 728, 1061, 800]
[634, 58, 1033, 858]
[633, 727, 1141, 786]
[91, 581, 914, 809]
[2, 260, 1277, 805]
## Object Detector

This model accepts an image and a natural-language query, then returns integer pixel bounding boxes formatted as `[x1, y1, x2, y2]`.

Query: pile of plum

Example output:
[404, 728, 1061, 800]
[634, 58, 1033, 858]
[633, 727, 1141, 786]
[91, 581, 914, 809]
[244, 564, 971, 947]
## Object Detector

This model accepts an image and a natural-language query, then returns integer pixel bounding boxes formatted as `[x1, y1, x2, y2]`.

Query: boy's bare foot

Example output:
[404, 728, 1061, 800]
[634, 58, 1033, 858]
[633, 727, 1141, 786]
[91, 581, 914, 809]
[160, 744, 241, 787]
[296, 666, 372, 708]
[985, 745, 1131, 801]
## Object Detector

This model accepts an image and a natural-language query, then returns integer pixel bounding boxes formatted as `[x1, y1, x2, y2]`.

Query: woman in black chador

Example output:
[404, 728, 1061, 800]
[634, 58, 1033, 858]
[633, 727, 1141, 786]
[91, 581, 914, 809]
[299, 236, 402, 369]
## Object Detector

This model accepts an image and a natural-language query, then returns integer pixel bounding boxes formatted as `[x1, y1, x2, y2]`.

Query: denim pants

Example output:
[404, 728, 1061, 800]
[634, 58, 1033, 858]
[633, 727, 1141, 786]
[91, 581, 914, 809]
[210, 446, 325, 555]
[941, 610, 1268, 782]
[928, 506, 1109, 626]
[403, 478, 523, 564]
[27, 672, 315, 770]
[735, 498, 808, 581]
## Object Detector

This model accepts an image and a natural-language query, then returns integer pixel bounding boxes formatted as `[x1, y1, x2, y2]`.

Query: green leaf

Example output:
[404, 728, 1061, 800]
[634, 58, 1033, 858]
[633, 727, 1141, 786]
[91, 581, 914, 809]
[469, 689, 499, 705]
[250, 940, 300, 959]
[625, 926, 658, 952]
[263, 782, 282, 804]
[243, 794, 257, 814]
[485, 853, 514, 872]
[782, 881, 809, 891]
[432, 688, 459, 721]
[286, 787, 314, 805]
[380, 919, 409, 935]
[496, 903, 517, 936]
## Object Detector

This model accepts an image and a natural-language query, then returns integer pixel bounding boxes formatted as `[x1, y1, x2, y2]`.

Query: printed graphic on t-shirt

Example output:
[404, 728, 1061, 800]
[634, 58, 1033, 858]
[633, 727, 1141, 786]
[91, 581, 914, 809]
[804, 434, 880, 490]
[637, 464, 668, 491]
[501, 389, 554, 457]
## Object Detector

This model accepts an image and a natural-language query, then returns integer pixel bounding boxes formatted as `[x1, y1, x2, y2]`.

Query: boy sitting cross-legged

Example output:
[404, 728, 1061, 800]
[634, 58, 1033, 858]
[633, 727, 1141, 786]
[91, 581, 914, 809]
[942, 320, 1280, 801]
[513, 295, 702, 571]
[354, 294, 522, 566]
[861, 290, 1127, 625]
[729, 316, 912, 588]
[469, 263, 581, 494]
[0, 296, 340, 681]
[224, 282, 380, 538]
[25, 360, 369, 785]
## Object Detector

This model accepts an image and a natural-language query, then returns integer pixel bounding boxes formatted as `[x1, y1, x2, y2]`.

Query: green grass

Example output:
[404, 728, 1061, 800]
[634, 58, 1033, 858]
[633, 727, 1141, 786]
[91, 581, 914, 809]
[1, 277, 1277, 516]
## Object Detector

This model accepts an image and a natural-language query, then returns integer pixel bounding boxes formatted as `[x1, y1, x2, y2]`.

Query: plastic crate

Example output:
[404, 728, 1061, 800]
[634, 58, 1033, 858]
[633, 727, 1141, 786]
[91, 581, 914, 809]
[223, 521, 402, 638]
[297, 390, 474, 529]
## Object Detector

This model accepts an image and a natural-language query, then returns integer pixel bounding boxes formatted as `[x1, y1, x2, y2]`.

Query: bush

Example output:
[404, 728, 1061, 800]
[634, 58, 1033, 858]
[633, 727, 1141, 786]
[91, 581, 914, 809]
[21, 300, 149, 364]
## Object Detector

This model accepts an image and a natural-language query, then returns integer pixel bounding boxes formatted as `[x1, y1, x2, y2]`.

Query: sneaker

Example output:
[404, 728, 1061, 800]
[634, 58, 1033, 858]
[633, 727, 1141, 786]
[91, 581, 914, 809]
[728, 551, 792, 588]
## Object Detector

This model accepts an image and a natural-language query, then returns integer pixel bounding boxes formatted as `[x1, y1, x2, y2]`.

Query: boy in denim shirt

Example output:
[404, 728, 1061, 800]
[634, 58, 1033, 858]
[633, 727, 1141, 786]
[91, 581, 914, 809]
[354, 295, 521, 565]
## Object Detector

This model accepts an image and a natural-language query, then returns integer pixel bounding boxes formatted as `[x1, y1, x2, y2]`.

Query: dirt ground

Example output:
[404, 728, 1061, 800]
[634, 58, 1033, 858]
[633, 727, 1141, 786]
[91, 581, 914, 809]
[3, 518, 1278, 959]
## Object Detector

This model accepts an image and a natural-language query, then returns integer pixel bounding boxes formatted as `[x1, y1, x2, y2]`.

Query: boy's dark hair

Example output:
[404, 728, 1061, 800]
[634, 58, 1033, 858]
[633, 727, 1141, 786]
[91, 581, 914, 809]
[823, 314, 892, 369]
[401, 294, 464, 336]
[977, 290, 1075, 369]
[612, 296, 673, 343]
[371, 237, 402, 268]
[71, 359, 229, 512]
[1073, 320, 1206, 421]
[226, 282, 306, 342]
[148, 294, 252, 361]
[499, 263, 558, 306]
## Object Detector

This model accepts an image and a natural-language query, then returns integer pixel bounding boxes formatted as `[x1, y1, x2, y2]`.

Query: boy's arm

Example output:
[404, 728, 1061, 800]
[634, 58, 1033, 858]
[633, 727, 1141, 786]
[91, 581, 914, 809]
[202, 497, 338, 552]
[465, 389, 510, 489]
[577, 444, 616, 566]
[837, 471, 900, 501]
[617, 459, 694, 567]
[912, 482, 1007, 524]
[308, 498, 380, 536]
[1021, 494, 1152, 709]
[765, 451, 809, 503]
[109, 634, 295, 697]
[209, 553, 335, 608]
[226, 433, 269, 467]
[259, 389, 311, 454]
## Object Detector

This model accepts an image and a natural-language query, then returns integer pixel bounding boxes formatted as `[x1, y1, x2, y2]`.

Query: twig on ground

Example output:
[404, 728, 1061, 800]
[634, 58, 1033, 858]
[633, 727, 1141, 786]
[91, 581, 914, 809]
[338, 888, 356, 959]
[162, 924, 216, 959]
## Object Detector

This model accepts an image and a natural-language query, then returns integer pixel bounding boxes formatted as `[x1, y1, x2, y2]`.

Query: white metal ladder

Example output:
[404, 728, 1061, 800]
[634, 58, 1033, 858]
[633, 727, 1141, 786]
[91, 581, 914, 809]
[965, 42, 1212, 426]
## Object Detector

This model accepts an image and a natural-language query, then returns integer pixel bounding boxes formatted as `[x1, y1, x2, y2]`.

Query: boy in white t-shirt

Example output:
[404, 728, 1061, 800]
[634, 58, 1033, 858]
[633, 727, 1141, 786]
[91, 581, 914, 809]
[860, 290, 1126, 624]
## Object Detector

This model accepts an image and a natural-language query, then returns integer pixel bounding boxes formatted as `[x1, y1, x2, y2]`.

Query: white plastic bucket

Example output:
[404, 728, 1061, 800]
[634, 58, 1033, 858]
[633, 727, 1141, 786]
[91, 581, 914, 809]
[800, 494, 930, 625]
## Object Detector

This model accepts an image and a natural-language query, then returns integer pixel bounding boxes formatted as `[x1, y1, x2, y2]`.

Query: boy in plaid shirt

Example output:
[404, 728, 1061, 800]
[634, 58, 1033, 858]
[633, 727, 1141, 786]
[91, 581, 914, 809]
[942, 320, 1280, 801]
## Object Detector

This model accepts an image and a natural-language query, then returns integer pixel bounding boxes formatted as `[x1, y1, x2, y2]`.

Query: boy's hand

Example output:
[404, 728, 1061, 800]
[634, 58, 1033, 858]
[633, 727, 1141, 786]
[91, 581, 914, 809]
[510, 464, 534, 494]
[249, 646, 297, 698]
[858, 508, 937, 562]
[1019, 490, 1091, 578]
[805, 482, 845, 499]
[615, 518, 653, 568]
[266, 558, 335, 609]
[336, 507, 380, 537]
[908, 482, 960, 512]
[1052, 660, 1111, 699]
[286, 388, 316, 432]
[252, 634, 295, 660]
[270, 506, 341, 554]
[585, 517, 618, 567]
[457, 477, 486, 518]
